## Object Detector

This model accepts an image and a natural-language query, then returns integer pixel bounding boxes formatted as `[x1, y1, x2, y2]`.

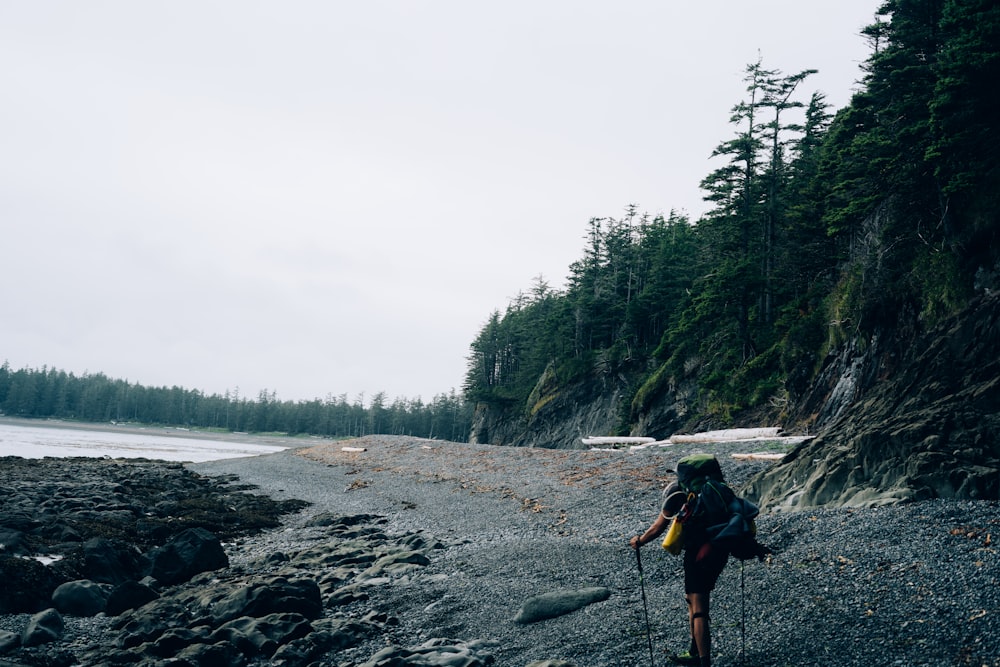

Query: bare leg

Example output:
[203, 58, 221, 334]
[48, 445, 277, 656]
[684, 595, 699, 656]
[688, 592, 711, 666]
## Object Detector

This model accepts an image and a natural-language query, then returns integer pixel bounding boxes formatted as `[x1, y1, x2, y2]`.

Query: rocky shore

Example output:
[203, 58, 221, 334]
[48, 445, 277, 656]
[1, 435, 998, 666]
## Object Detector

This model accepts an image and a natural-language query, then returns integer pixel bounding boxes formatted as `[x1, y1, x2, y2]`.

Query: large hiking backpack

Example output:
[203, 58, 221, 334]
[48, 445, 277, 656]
[675, 454, 768, 561]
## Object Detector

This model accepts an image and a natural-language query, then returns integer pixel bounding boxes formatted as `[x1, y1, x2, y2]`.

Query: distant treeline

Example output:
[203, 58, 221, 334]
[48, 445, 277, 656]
[0, 362, 472, 442]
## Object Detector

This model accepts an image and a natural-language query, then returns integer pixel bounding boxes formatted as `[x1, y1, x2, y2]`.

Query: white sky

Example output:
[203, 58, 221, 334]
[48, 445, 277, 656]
[1, 1, 878, 405]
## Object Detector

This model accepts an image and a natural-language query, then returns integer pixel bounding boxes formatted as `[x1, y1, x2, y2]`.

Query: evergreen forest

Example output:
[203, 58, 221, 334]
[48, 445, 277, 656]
[464, 0, 1000, 431]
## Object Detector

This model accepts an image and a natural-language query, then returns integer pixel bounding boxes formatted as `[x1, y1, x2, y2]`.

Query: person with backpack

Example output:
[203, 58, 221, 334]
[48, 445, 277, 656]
[630, 453, 768, 667]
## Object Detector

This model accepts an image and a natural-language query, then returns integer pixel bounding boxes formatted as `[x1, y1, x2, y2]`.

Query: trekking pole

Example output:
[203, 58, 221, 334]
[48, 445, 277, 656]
[633, 540, 656, 667]
[740, 559, 746, 666]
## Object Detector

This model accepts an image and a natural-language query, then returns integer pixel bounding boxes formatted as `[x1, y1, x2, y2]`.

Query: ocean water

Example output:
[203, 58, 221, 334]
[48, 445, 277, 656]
[0, 421, 288, 463]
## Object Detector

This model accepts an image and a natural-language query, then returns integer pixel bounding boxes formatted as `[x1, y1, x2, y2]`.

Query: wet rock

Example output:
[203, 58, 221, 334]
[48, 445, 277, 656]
[81, 537, 143, 585]
[357, 637, 498, 667]
[292, 541, 379, 569]
[314, 616, 379, 651]
[0, 630, 19, 654]
[0, 555, 62, 614]
[211, 612, 313, 658]
[513, 587, 611, 624]
[0, 511, 40, 533]
[105, 579, 160, 616]
[0, 530, 25, 556]
[174, 640, 246, 667]
[144, 526, 229, 585]
[326, 584, 369, 607]
[306, 512, 386, 529]
[51, 579, 109, 616]
[210, 577, 323, 624]
[149, 626, 210, 657]
[0, 456, 306, 618]
[396, 531, 445, 551]
[20, 608, 64, 647]
[112, 599, 190, 650]
[0, 462, 448, 666]
[268, 617, 380, 667]
[363, 549, 431, 579]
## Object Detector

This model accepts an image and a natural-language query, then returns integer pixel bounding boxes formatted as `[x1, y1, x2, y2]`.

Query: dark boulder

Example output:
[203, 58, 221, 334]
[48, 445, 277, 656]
[20, 608, 64, 647]
[81, 537, 144, 584]
[112, 600, 190, 650]
[144, 527, 229, 585]
[0, 511, 40, 532]
[149, 626, 211, 658]
[106, 579, 160, 616]
[272, 617, 377, 665]
[51, 579, 109, 616]
[357, 638, 499, 667]
[0, 630, 19, 654]
[211, 612, 313, 658]
[173, 640, 246, 667]
[0, 555, 62, 614]
[210, 577, 323, 624]
[0, 529, 25, 556]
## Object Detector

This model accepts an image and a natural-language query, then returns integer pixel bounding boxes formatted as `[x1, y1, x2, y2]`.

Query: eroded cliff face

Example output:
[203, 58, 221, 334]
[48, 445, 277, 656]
[746, 293, 1000, 509]
[468, 365, 695, 448]
[469, 380, 628, 449]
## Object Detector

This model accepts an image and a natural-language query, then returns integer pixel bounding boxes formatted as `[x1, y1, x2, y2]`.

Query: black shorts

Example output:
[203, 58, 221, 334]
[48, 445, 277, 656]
[683, 542, 729, 594]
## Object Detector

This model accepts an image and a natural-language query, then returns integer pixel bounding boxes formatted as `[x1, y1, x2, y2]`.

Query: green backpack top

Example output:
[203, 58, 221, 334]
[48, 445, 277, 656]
[675, 453, 725, 493]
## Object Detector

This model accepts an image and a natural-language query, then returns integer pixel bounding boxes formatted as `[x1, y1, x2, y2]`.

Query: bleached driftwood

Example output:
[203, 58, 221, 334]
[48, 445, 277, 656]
[341, 446, 367, 452]
[586, 428, 811, 452]
[731, 452, 787, 461]
[669, 427, 783, 443]
[581, 436, 656, 446]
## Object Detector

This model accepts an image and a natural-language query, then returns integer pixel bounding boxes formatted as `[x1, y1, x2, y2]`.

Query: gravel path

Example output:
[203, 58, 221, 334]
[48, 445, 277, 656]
[189, 435, 1000, 667]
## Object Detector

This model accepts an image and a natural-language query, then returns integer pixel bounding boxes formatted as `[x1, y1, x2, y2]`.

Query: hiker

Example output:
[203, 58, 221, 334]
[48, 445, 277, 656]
[632, 450, 771, 667]
[631, 479, 725, 667]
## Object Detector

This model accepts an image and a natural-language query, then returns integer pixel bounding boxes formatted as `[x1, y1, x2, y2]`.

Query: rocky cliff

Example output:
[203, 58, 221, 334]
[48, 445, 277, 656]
[746, 292, 1000, 508]
[467, 353, 704, 448]
[471, 292, 1000, 508]
[469, 376, 629, 449]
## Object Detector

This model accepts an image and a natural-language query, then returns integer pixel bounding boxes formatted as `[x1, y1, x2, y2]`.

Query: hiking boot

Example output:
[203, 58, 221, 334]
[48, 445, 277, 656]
[667, 651, 701, 666]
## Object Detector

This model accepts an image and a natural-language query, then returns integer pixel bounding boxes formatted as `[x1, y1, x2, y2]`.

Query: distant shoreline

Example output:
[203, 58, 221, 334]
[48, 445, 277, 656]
[0, 415, 318, 450]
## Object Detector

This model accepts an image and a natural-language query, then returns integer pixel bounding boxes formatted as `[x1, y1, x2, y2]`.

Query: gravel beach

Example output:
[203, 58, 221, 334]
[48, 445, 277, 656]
[182, 435, 1000, 667]
[1, 434, 996, 666]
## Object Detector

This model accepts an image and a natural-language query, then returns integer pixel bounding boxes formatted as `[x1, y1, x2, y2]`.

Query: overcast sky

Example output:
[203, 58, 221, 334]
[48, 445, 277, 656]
[1, 1, 878, 405]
